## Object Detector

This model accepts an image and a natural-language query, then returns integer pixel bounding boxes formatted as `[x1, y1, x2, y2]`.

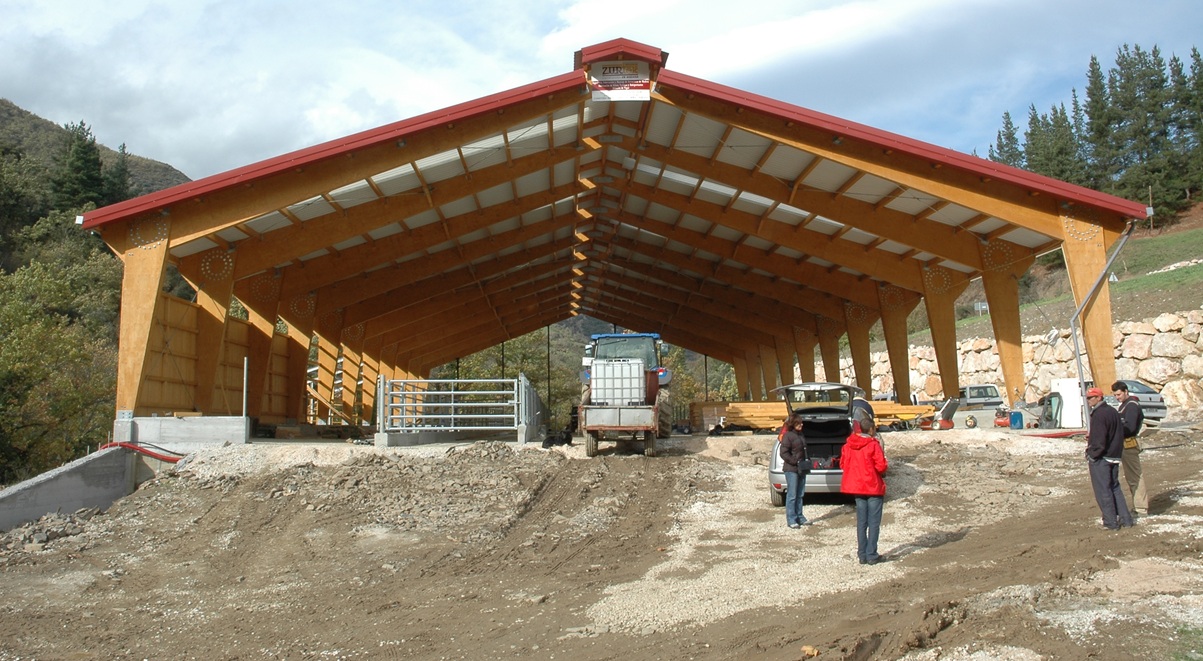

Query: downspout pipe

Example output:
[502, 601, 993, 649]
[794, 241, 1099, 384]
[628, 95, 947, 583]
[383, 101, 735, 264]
[1069, 219, 1137, 433]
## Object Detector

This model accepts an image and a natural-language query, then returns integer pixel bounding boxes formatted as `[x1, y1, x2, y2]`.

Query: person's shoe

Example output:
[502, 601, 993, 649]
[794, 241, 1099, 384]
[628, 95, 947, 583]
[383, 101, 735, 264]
[858, 558, 867, 565]
[865, 557, 880, 565]
[1103, 524, 1120, 530]
[788, 523, 801, 529]
[798, 520, 813, 526]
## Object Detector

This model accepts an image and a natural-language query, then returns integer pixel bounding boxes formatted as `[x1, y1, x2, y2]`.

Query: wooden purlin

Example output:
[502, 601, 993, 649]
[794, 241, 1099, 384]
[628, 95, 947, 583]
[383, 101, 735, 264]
[614, 131, 989, 276]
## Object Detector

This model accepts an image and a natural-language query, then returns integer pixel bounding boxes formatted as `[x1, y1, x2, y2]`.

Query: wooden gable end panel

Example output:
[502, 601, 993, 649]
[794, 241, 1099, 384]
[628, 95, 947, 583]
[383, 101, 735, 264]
[258, 333, 294, 423]
[208, 318, 252, 417]
[139, 294, 200, 415]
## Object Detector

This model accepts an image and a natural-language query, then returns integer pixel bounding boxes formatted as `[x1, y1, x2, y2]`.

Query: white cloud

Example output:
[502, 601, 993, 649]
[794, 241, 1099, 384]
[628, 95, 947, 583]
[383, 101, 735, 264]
[0, 0, 1198, 179]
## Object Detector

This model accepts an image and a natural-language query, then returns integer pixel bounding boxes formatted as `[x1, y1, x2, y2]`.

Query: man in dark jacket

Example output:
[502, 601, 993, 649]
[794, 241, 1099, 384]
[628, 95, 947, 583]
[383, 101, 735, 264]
[1085, 387, 1133, 530]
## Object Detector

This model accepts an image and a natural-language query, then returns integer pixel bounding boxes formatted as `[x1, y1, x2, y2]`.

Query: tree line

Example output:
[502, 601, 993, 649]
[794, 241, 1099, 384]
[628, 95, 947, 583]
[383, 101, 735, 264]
[989, 44, 1203, 221]
[1, 123, 131, 484]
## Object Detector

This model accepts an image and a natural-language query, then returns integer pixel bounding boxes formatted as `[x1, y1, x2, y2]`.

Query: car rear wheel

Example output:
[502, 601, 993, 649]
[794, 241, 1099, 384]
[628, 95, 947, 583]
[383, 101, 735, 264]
[769, 487, 785, 507]
[585, 432, 599, 457]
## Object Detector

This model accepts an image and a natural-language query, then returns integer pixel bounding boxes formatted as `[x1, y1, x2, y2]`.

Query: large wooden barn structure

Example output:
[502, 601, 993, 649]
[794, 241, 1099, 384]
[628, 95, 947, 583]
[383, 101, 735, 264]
[80, 38, 1146, 428]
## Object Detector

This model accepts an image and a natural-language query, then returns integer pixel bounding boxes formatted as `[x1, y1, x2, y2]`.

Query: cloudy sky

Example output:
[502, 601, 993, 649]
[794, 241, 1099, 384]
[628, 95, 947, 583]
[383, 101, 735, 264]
[1, 0, 1198, 180]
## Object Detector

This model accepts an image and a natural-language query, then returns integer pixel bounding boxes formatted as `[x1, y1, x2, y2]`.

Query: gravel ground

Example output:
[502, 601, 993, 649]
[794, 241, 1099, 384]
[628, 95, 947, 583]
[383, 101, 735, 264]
[2, 423, 1202, 659]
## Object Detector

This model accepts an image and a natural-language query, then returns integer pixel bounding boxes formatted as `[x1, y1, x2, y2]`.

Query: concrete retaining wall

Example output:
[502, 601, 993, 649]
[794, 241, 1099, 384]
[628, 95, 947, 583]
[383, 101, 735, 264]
[0, 448, 133, 532]
[113, 415, 250, 454]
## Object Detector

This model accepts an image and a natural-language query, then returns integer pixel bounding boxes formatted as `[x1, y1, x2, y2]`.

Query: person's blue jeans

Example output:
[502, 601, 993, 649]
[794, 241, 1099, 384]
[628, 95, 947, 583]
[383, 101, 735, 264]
[855, 496, 884, 562]
[785, 470, 808, 526]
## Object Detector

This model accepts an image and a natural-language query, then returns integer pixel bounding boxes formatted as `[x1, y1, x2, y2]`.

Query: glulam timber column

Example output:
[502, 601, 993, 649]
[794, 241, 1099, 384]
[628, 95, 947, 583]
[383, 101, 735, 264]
[1060, 211, 1122, 389]
[233, 273, 285, 419]
[114, 216, 171, 415]
[339, 323, 366, 425]
[280, 292, 317, 423]
[979, 239, 1035, 406]
[774, 334, 796, 390]
[877, 284, 922, 402]
[792, 326, 818, 383]
[191, 251, 237, 413]
[359, 335, 383, 425]
[920, 265, 971, 399]
[843, 302, 879, 393]
[745, 349, 765, 401]
[760, 343, 782, 394]
[732, 355, 751, 400]
[313, 308, 346, 423]
[816, 315, 844, 383]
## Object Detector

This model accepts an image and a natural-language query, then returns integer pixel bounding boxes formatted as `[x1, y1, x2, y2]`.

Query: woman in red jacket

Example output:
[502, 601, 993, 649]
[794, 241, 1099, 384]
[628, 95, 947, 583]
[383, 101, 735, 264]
[840, 419, 888, 564]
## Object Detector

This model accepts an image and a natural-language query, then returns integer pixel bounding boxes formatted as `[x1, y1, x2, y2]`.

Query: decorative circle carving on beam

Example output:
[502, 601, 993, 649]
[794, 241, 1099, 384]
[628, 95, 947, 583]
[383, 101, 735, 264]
[200, 251, 234, 281]
[128, 217, 169, 250]
[845, 302, 871, 324]
[318, 311, 342, 334]
[922, 266, 954, 295]
[1061, 207, 1101, 242]
[981, 239, 1015, 273]
[817, 315, 841, 335]
[250, 273, 281, 303]
[289, 294, 315, 319]
[343, 323, 364, 341]
[879, 284, 907, 312]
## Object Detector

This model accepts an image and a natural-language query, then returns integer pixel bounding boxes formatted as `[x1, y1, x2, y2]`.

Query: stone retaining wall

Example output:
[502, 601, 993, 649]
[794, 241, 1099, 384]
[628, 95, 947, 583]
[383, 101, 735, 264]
[814, 308, 1203, 417]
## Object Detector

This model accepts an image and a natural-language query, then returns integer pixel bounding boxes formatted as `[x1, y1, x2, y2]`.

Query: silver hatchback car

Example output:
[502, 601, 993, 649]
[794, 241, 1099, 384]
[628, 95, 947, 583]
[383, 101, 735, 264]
[768, 382, 856, 505]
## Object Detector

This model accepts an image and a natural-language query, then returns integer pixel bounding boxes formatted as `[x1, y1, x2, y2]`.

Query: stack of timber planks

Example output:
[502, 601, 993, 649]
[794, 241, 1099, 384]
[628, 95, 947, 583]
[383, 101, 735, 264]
[870, 401, 936, 428]
[690, 401, 788, 431]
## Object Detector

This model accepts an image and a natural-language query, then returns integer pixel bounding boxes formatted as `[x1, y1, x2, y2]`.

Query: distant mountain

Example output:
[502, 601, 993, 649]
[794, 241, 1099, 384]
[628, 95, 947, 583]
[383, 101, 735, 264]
[0, 98, 191, 196]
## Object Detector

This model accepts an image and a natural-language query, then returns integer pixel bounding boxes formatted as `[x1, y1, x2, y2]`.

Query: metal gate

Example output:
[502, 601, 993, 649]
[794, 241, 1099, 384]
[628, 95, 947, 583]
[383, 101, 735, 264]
[376, 374, 544, 443]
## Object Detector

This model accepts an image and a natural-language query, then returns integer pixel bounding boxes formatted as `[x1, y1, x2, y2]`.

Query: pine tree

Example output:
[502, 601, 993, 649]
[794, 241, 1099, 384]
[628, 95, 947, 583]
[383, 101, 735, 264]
[1082, 55, 1118, 192]
[1178, 48, 1203, 205]
[50, 122, 105, 211]
[102, 143, 134, 205]
[1023, 104, 1051, 175]
[1109, 45, 1178, 214]
[988, 111, 1024, 167]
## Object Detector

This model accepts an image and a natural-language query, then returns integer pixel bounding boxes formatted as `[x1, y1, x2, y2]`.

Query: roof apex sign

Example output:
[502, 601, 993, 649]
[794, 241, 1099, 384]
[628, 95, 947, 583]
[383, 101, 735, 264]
[587, 60, 651, 101]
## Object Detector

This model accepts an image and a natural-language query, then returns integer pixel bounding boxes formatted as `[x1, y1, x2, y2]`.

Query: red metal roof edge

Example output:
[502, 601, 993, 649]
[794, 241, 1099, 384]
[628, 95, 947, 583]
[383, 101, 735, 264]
[577, 38, 668, 68]
[657, 69, 1148, 220]
[81, 69, 587, 230]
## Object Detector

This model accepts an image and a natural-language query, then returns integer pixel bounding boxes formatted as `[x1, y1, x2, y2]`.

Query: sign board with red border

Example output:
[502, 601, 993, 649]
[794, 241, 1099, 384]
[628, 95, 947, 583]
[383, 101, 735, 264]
[587, 61, 652, 101]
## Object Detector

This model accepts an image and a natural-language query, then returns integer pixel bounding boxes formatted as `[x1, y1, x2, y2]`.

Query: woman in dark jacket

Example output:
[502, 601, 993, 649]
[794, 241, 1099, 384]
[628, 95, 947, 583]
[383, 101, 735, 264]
[779, 414, 811, 528]
[840, 419, 888, 564]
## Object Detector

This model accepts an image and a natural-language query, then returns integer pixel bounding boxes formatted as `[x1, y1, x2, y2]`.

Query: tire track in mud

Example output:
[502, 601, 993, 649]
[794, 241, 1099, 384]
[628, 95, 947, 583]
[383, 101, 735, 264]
[445, 454, 683, 579]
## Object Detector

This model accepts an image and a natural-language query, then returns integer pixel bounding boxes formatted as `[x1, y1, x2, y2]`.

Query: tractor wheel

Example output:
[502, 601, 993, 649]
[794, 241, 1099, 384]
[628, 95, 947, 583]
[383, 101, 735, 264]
[585, 432, 599, 457]
[643, 430, 657, 457]
[656, 387, 672, 438]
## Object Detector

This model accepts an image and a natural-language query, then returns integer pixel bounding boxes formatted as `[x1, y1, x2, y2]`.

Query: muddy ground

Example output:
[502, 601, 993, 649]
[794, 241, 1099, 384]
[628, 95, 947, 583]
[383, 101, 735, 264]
[2, 421, 1202, 660]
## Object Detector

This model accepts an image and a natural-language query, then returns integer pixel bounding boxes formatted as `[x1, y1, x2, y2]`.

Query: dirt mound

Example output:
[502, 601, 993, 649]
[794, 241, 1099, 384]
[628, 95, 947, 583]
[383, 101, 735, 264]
[1, 428, 1202, 659]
